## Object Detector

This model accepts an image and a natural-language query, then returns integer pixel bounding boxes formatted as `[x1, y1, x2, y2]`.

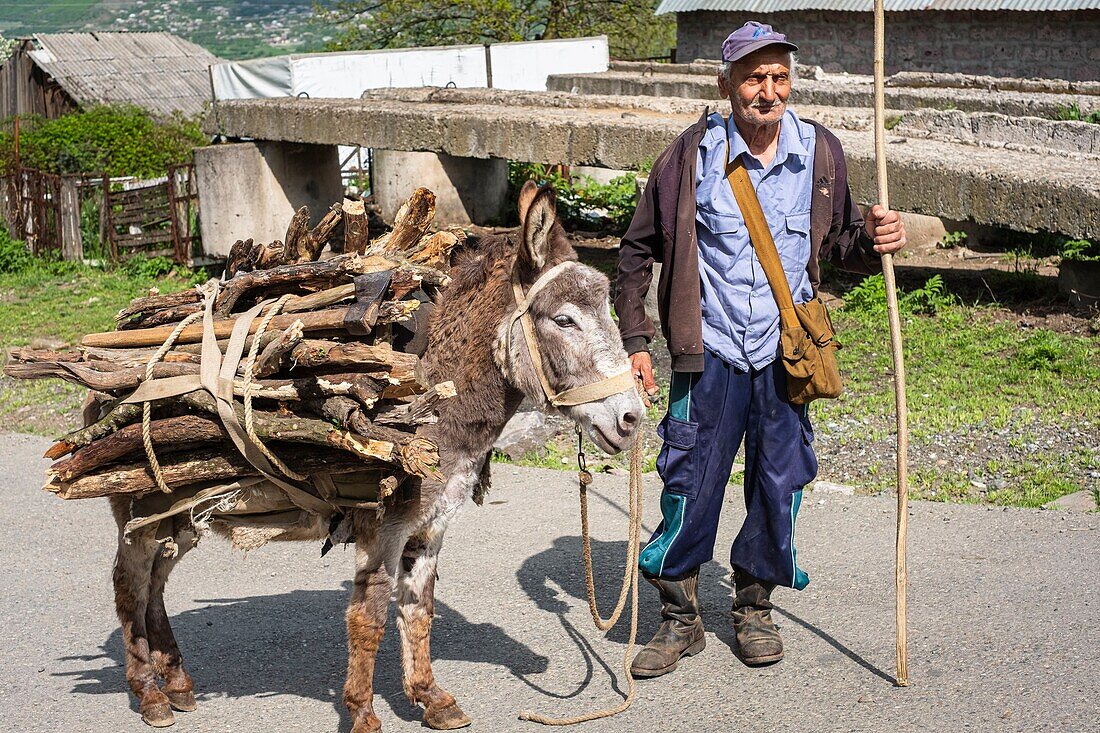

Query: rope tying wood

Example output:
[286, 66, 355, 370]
[239, 294, 308, 482]
[519, 433, 644, 725]
[141, 308, 206, 494]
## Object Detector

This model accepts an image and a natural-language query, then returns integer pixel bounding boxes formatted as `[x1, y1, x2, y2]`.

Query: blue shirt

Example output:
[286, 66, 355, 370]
[695, 109, 815, 371]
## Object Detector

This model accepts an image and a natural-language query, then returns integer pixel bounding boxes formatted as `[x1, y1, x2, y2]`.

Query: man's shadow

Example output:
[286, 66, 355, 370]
[53, 581, 550, 731]
[517, 535, 891, 686]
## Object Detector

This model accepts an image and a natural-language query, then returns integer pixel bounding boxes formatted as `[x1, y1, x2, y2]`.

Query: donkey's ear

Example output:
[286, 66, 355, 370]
[520, 185, 557, 272]
[517, 180, 539, 225]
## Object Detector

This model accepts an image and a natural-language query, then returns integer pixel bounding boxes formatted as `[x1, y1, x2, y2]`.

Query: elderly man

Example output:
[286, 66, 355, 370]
[616, 21, 906, 677]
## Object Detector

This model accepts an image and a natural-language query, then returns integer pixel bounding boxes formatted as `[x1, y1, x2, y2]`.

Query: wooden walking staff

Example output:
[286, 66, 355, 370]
[873, 0, 911, 687]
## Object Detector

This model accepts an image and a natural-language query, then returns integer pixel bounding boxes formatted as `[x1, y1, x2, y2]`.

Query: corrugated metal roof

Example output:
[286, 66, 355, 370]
[28, 32, 222, 118]
[657, 0, 1100, 12]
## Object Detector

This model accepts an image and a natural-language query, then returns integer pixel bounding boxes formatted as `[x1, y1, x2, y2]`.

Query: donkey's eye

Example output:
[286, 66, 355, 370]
[553, 315, 578, 329]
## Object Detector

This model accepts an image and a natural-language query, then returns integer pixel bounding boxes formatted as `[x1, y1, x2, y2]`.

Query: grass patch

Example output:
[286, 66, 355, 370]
[0, 242, 202, 436]
[826, 275, 1100, 440]
[814, 274, 1099, 505]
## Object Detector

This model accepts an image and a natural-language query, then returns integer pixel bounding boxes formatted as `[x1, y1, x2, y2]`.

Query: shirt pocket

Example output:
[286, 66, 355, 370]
[785, 211, 811, 236]
[698, 207, 742, 236]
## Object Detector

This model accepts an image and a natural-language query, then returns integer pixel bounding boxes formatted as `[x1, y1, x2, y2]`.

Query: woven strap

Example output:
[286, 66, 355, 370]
[122, 285, 333, 519]
[507, 261, 634, 408]
[725, 154, 800, 332]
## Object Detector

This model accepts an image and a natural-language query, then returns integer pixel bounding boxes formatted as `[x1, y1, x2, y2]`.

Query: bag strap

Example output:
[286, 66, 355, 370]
[724, 150, 800, 331]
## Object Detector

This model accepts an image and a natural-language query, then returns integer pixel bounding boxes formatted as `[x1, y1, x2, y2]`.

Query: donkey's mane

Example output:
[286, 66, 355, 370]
[447, 232, 517, 292]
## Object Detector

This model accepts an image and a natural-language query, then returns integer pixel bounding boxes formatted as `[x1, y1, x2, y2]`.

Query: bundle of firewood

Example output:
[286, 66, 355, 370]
[5, 188, 459, 521]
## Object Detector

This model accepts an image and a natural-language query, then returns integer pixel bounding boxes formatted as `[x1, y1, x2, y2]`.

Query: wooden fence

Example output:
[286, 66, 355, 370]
[0, 164, 200, 264]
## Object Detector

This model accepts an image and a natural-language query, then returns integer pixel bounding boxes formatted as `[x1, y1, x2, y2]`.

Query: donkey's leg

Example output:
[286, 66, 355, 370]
[146, 521, 198, 713]
[111, 508, 176, 727]
[397, 531, 470, 730]
[345, 519, 408, 733]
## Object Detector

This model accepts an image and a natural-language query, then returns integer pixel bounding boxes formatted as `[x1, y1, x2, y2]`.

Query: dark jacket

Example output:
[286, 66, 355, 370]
[616, 110, 881, 372]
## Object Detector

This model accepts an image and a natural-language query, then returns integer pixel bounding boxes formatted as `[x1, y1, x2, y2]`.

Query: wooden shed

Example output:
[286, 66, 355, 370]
[0, 31, 221, 120]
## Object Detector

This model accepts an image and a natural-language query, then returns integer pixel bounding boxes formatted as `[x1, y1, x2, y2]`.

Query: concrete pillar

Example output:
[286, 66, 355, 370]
[372, 150, 508, 227]
[194, 141, 342, 259]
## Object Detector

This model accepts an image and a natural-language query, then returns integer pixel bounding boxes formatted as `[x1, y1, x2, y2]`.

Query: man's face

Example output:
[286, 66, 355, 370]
[718, 47, 793, 128]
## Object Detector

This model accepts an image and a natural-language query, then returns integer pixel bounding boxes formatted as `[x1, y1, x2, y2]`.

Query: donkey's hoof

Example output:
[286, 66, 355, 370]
[423, 703, 472, 730]
[140, 701, 176, 728]
[165, 690, 197, 712]
[350, 712, 382, 733]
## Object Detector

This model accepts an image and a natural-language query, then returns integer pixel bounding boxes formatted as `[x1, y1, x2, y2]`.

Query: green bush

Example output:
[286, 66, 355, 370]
[1055, 103, 1100, 125]
[0, 228, 206, 285]
[1060, 239, 1100, 262]
[509, 162, 639, 232]
[937, 230, 967, 249]
[0, 229, 34, 274]
[0, 105, 205, 178]
[843, 273, 956, 318]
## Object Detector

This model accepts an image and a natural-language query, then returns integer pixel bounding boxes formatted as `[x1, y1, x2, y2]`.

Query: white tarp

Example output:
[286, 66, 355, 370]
[291, 45, 487, 98]
[209, 37, 609, 100]
[489, 37, 609, 91]
[210, 55, 293, 100]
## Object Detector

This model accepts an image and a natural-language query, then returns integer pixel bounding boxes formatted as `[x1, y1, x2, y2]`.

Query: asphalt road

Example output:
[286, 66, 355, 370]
[1, 432, 1096, 733]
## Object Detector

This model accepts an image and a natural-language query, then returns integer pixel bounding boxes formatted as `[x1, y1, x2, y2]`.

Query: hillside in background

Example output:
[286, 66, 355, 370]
[0, 0, 328, 59]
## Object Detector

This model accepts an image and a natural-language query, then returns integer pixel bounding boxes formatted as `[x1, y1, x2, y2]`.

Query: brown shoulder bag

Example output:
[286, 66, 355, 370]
[725, 156, 842, 405]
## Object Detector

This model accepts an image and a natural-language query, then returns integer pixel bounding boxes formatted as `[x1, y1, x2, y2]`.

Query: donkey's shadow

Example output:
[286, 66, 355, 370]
[54, 581, 550, 730]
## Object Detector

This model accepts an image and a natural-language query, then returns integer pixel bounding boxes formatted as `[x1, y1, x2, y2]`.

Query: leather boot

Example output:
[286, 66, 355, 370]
[630, 569, 706, 678]
[732, 568, 783, 666]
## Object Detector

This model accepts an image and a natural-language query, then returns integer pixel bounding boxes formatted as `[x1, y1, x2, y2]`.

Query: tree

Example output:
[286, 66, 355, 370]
[317, 0, 675, 61]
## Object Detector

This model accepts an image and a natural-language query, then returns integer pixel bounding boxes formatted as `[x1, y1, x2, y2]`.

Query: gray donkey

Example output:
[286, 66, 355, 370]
[107, 182, 645, 731]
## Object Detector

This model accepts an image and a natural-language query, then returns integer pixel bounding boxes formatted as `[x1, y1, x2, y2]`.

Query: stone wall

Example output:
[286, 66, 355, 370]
[676, 10, 1100, 82]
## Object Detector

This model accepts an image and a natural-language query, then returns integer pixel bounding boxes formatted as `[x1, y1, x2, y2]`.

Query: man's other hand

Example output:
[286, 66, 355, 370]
[630, 351, 658, 407]
[866, 205, 907, 254]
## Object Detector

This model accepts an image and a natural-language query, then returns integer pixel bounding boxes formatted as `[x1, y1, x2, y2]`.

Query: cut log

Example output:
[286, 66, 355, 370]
[225, 238, 254, 278]
[374, 187, 436, 254]
[343, 198, 369, 254]
[373, 381, 456, 426]
[117, 304, 205, 330]
[252, 321, 305, 378]
[289, 202, 343, 263]
[81, 300, 420, 348]
[48, 402, 144, 458]
[7, 347, 83, 363]
[50, 394, 438, 482]
[80, 346, 200, 367]
[50, 414, 226, 482]
[287, 340, 418, 377]
[116, 288, 201, 326]
[50, 447, 374, 499]
[408, 229, 462, 271]
[283, 206, 311, 263]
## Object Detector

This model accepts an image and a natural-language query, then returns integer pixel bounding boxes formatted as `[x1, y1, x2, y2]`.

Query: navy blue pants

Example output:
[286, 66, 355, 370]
[639, 350, 818, 589]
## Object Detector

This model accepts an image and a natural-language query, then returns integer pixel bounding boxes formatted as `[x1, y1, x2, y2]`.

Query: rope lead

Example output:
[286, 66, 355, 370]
[519, 432, 644, 725]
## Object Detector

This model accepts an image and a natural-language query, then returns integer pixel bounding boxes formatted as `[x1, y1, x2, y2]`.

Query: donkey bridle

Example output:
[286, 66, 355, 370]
[506, 261, 635, 408]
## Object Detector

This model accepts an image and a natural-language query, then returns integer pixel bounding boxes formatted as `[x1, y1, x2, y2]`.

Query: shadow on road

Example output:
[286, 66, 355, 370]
[771, 605, 894, 683]
[53, 581, 550, 730]
[518, 535, 893, 688]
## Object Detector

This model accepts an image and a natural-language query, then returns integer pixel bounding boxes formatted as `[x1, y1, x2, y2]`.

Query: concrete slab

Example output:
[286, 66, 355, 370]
[896, 109, 1100, 159]
[547, 70, 1100, 118]
[204, 91, 1100, 239]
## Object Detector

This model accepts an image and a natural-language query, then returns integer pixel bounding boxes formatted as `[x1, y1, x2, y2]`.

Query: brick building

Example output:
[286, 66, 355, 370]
[659, 1, 1100, 82]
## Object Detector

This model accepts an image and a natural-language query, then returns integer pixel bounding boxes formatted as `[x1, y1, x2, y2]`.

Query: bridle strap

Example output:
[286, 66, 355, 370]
[508, 261, 634, 408]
